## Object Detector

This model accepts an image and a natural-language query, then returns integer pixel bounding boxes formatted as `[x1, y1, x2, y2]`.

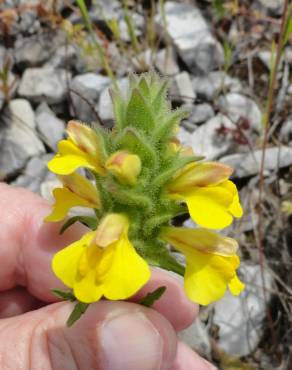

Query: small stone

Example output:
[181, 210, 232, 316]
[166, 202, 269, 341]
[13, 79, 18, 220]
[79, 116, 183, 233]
[0, 99, 45, 178]
[189, 114, 234, 159]
[213, 263, 273, 356]
[177, 126, 192, 146]
[189, 103, 215, 125]
[221, 146, 292, 178]
[279, 119, 292, 143]
[178, 318, 211, 356]
[157, 2, 224, 73]
[46, 44, 77, 69]
[14, 31, 66, 67]
[8, 99, 36, 129]
[256, 0, 284, 16]
[192, 71, 242, 100]
[97, 78, 129, 123]
[218, 93, 262, 132]
[155, 48, 179, 76]
[12, 154, 52, 193]
[35, 102, 65, 151]
[18, 67, 70, 104]
[172, 72, 196, 104]
[70, 73, 110, 122]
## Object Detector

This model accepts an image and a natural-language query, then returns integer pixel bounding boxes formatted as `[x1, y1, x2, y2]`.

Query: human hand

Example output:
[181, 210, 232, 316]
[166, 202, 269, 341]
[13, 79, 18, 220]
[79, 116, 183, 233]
[0, 183, 215, 370]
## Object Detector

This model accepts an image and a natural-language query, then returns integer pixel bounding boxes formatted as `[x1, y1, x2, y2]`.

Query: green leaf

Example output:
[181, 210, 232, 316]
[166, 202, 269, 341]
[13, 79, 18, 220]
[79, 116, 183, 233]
[110, 88, 127, 131]
[114, 127, 157, 168]
[139, 286, 167, 307]
[60, 216, 97, 235]
[66, 302, 89, 327]
[126, 88, 156, 133]
[52, 289, 76, 302]
[153, 108, 189, 143]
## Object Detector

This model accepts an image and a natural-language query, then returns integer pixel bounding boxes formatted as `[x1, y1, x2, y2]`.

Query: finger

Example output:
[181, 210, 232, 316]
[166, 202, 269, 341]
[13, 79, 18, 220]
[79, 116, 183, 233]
[0, 183, 197, 331]
[132, 269, 198, 331]
[0, 287, 40, 318]
[0, 300, 177, 370]
[0, 183, 87, 300]
[170, 342, 216, 370]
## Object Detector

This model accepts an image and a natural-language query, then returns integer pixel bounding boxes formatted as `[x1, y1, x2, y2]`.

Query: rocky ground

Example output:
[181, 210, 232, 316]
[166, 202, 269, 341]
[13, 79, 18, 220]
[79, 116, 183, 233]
[0, 0, 291, 369]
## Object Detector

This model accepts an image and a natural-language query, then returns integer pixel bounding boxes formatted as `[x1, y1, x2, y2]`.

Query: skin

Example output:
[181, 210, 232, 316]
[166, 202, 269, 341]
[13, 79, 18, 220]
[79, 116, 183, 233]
[0, 183, 215, 370]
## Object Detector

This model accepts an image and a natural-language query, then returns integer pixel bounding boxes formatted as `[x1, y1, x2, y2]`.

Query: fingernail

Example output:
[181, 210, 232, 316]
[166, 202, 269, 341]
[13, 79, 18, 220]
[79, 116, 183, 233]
[99, 311, 163, 370]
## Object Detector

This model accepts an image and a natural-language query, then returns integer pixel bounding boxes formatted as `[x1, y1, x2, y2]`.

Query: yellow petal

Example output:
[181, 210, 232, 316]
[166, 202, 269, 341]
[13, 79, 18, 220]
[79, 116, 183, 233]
[48, 140, 96, 175]
[168, 162, 233, 193]
[221, 180, 243, 218]
[105, 150, 141, 186]
[59, 172, 100, 208]
[228, 274, 245, 295]
[161, 227, 238, 256]
[67, 120, 105, 162]
[183, 249, 238, 305]
[101, 236, 151, 300]
[185, 185, 234, 229]
[95, 214, 129, 247]
[52, 231, 95, 288]
[44, 187, 98, 222]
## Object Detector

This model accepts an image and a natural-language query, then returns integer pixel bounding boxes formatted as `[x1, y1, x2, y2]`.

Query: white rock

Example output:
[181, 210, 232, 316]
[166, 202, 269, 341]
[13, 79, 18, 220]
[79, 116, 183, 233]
[172, 72, 196, 103]
[18, 67, 70, 103]
[177, 126, 192, 146]
[12, 154, 52, 193]
[0, 100, 45, 177]
[36, 102, 65, 151]
[14, 31, 66, 66]
[279, 119, 292, 143]
[179, 318, 211, 356]
[70, 73, 110, 122]
[213, 263, 273, 356]
[8, 99, 36, 129]
[221, 146, 292, 178]
[97, 78, 129, 122]
[189, 114, 234, 159]
[218, 93, 262, 132]
[158, 2, 224, 73]
[256, 0, 284, 15]
[189, 103, 215, 125]
[155, 48, 179, 76]
[192, 71, 242, 99]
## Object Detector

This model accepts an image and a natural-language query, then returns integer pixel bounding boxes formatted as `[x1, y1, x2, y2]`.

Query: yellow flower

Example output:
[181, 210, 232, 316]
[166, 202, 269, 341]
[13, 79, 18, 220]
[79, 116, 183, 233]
[167, 162, 243, 229]
[161, 226, 244, 305]
[48, 121, 106, 175]
[45, 172, 101, 222]
[105, 150, 141, 186]
[52, 214, 151, 303]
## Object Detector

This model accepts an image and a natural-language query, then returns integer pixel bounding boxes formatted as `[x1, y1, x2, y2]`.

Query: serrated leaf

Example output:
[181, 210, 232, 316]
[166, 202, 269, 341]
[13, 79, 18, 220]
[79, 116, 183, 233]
[60, 216, 97, 234]
[154, 108, 189, 143]
[66, 302, 89, 327]
[114, 127, 157, 167]
[126, 88, 156, 133]
[139, 286, 167, 307]
[110, 88, 127, 130]
[52, 289, 76, 302]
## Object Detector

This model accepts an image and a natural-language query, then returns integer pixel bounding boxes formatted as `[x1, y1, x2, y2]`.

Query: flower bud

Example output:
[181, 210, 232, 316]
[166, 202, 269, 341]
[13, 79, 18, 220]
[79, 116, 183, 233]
[105, 150, 141, 186]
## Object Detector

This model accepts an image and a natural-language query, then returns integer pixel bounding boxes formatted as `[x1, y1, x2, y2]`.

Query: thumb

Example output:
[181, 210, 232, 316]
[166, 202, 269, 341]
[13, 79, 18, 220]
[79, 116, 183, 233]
[0, 300, 177, 370]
